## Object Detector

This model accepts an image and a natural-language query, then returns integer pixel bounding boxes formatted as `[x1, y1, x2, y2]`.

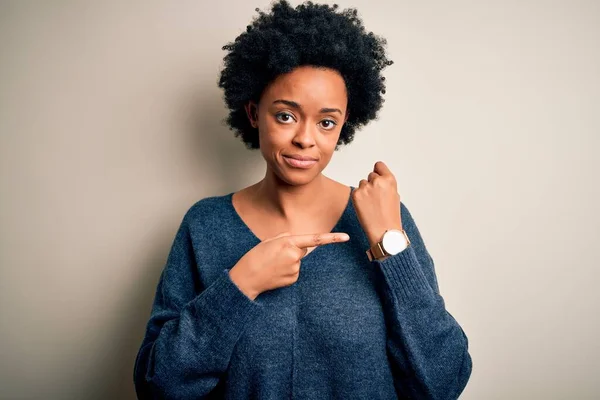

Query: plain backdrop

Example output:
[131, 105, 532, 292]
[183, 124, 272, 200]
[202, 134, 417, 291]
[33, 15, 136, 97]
[1, 0, 598, 399]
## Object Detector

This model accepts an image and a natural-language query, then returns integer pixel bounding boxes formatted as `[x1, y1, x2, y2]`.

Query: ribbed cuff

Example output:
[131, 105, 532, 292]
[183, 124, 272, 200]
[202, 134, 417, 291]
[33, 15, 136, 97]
[190, 269, 264, 342]
[373, 245, 435, 303]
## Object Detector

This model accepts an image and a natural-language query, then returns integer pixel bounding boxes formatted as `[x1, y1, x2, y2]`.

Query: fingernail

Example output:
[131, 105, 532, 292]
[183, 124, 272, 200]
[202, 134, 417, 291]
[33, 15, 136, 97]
[341, 234, 350, 241]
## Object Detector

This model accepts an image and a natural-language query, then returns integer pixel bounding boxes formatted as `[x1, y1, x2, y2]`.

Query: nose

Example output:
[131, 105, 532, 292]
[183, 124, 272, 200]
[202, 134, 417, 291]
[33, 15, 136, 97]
[292, 121, 316, 149]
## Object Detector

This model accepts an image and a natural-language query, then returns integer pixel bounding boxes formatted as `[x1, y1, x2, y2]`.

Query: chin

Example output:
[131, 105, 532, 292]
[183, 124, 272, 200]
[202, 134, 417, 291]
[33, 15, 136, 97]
[277, 165, 321, 186]
[280, 172, 316, 186]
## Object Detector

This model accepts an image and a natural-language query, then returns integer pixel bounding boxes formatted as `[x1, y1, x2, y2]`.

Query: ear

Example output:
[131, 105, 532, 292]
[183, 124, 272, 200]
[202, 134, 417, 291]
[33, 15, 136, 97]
[344, 110, 349, 124]
[244, 101, 259, 128]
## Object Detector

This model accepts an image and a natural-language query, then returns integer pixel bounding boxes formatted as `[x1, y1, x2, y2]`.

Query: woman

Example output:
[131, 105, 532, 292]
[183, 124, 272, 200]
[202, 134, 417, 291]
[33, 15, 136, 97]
[133, 1, 472, 399]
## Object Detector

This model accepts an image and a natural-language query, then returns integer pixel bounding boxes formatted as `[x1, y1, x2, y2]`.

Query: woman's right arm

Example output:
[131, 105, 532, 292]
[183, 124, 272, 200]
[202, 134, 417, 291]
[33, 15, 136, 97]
[133, 214, 265, 400]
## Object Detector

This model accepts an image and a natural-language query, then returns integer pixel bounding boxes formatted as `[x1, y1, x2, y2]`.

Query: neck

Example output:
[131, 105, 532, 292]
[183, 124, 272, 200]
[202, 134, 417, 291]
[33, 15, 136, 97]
[253, 169, 331, 221]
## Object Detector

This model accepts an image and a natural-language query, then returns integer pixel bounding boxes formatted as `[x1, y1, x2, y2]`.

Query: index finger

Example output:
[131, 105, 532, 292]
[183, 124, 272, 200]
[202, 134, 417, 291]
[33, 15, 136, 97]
[290, 232, 350, 249]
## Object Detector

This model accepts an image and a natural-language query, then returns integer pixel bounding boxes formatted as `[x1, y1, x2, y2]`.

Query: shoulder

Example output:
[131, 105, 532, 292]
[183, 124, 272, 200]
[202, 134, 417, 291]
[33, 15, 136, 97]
[400, 200, 433, 259]
[180, 192, 232, 230]
[400, 201, 425, 242]
[400, 201, 414, 224]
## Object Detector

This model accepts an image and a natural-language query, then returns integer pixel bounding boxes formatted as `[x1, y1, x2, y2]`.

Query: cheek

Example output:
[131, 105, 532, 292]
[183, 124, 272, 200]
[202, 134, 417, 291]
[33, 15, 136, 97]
[321, 132, 341, 151]
[260, 122, 291, 147]
[258, 127, 285, 161]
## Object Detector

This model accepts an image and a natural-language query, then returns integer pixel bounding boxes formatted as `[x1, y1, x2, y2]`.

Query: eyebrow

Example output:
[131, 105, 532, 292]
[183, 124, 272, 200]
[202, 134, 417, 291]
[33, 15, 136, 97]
[272, 99, 343, 115]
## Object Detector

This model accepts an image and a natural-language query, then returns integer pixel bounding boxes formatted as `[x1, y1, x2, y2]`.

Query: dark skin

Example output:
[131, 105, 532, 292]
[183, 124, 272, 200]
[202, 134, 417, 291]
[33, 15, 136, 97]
[232, 65, 402, 259]
[233, 65, 351, 254]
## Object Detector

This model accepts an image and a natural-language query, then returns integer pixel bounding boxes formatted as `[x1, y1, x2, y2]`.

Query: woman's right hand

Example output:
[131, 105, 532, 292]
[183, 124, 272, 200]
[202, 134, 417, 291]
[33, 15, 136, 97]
[228, 231, 350, 300]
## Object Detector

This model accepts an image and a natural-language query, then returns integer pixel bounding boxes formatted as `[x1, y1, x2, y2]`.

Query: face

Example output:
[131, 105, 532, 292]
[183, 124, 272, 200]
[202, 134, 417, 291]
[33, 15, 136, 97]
[245, 65, 349, 186]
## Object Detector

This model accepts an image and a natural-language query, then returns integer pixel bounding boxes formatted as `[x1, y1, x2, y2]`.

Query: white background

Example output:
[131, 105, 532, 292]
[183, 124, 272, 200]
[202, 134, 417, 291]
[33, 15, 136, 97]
[1, 0, 598, 398]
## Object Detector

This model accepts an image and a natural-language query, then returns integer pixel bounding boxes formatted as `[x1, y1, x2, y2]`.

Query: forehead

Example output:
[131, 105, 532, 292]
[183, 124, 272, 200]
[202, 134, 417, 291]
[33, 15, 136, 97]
[261, 66, 347, 109]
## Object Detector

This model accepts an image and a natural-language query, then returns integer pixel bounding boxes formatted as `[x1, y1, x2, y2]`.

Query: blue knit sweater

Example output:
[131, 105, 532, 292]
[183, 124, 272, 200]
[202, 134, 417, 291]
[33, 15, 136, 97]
[133, 187, 472, 399]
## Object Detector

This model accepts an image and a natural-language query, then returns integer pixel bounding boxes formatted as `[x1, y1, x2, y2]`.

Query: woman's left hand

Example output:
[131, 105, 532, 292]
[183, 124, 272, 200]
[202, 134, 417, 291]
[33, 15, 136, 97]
[351, 161, 403, 247]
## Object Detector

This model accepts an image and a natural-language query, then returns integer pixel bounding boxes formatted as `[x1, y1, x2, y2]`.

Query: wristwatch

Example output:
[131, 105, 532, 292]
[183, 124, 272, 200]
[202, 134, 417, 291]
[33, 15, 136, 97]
[366, 228, 411, 261]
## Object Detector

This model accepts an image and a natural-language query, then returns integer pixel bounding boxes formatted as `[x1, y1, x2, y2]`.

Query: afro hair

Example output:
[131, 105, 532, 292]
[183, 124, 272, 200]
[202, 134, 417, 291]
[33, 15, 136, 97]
[217, 0, 394, 150]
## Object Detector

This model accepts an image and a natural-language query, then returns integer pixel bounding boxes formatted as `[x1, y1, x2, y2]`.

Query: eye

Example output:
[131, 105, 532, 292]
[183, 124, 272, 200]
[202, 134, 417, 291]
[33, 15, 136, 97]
[320, 119, 338, 130]
[275, 112, 295, 124]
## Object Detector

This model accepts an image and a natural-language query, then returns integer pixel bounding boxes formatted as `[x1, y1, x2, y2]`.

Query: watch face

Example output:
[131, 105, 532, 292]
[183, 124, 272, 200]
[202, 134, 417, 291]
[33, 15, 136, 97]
[382, 229, 408, 255]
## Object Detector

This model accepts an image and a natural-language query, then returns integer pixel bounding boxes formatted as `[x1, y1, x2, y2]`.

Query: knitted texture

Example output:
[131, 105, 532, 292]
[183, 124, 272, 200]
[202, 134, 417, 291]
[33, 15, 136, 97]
[133, 187, 472, 399]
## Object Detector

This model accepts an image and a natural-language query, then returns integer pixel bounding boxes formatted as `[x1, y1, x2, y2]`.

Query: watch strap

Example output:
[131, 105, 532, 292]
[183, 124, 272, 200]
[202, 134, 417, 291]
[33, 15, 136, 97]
[366, 229, 411, 262]
[366, 241, 387, 262]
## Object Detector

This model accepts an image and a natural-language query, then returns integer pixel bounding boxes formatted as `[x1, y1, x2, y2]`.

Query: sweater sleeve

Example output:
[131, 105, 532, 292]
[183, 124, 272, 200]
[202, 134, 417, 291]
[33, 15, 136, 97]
[372, 202, 472, 400]
[133, 212, 265, 399]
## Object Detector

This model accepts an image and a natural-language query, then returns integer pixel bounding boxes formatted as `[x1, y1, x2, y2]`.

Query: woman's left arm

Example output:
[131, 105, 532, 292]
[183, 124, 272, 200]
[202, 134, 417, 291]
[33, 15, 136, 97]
[372, 202, 473, 400]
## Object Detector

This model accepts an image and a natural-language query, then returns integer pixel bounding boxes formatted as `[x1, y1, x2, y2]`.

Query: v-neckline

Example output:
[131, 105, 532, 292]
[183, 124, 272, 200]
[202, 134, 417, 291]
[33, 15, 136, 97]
[227, 186, 355, 261]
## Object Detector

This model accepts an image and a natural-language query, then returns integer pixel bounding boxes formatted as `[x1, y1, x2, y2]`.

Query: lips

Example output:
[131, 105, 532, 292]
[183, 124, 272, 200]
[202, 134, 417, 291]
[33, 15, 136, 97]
[284, 154, 318, 161]
[283, 155, 318, 169]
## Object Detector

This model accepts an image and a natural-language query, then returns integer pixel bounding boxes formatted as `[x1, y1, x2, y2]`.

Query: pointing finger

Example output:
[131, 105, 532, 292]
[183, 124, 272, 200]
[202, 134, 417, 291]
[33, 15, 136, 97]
[264, 231, 292, 242]
[290, 232, 350, 249]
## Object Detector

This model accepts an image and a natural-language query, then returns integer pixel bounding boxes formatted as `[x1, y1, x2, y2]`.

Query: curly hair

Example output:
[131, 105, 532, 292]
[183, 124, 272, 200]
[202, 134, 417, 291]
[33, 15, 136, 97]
[217, 0, 394, 150]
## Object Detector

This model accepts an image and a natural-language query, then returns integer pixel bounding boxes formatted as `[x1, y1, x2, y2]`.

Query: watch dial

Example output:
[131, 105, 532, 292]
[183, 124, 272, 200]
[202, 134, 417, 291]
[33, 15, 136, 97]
[382, 230, 408, 254]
